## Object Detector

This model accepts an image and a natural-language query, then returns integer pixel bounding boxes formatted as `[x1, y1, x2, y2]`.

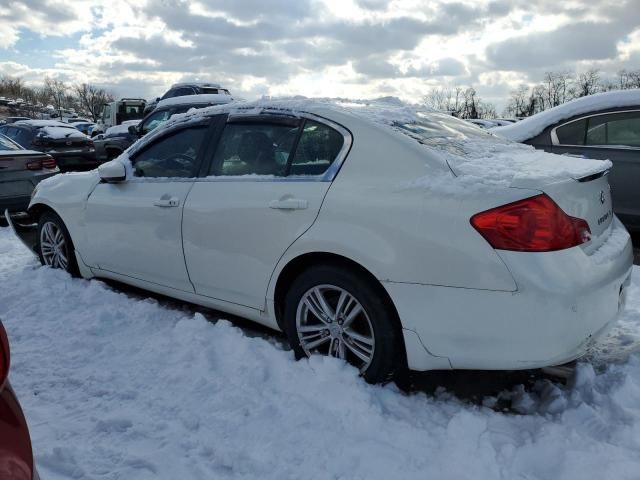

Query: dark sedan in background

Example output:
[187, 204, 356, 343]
[0, 120, 97, 172]
[0, 321, 38, 480]
[0, 133, 58, 223]
[492, 90, 640, 232]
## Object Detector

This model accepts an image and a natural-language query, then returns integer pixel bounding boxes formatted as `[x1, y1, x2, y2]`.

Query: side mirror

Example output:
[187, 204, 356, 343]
[98, 160, 126, 183]
[128, 125, 139, 136]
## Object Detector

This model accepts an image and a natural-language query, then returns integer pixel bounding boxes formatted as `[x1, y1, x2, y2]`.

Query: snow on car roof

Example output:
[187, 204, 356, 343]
[129, 97, 611, 189]
[491, 89, 640, 142]
[14, 119, 71, 128]
[156, 94, 236, 109]
[170, 82, 223, 89]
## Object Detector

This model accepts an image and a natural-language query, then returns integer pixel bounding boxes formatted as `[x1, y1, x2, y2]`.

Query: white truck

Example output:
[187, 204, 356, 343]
[93, 98, 146, 136]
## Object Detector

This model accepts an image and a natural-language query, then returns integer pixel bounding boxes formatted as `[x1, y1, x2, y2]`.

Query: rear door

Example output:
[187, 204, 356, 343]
[182, 114, 349, 309]
[84, 120, 213, 292]
[551, 110, 640, 229]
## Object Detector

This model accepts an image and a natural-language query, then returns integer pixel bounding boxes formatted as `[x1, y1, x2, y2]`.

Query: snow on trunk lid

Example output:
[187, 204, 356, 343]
[541, 173, 614, 253]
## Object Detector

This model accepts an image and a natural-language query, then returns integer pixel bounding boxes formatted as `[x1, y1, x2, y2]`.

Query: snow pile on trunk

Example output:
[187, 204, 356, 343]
[1, 227, 640, 479]
[492, 89, 640, 142]
[38, 126, 88, 140]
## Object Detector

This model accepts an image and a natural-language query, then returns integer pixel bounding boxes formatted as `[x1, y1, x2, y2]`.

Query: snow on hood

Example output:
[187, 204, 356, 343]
[491, 89, 640, 142]
[105, 120, 140, 137]
[129, 96, 612, 189]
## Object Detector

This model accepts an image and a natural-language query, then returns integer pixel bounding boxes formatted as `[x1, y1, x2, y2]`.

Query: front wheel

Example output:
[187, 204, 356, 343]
[38, 211, 79, 276]
[284, 265, 400, 384]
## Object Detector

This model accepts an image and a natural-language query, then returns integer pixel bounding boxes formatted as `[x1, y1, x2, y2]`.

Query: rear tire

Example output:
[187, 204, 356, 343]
[283, 264, 400, 384]
[37, 211, 80, 276]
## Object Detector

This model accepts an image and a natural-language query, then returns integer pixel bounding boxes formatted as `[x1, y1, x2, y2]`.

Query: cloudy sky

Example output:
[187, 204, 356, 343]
[1, 0, 639, 110]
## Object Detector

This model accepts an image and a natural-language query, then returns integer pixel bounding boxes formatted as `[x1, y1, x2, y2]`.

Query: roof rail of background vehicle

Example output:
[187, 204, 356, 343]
[169, 82, 223, 89]
[117, 98, 147, 102]
[156, 93, 236, 109]
[491, 89, 640, 142]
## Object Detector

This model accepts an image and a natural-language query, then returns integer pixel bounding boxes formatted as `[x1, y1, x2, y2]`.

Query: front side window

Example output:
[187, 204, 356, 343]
[210, 122, 299, 176]
[555, 119, 587, 145]
[289, 120, 344, 176]
[131, 126, 207, 178]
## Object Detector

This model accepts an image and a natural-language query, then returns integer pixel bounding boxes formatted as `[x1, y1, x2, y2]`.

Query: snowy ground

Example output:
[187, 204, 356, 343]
[2, 226, 640, 480]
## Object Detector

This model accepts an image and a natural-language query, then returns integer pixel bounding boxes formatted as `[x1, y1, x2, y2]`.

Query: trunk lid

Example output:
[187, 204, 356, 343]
[539, 172, 614, 253]
[0, 151, 51, 173]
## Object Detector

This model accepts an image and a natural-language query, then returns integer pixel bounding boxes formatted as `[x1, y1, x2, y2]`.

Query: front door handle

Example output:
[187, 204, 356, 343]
[154, 196, 180, 208]
[269, 198, 308, 210]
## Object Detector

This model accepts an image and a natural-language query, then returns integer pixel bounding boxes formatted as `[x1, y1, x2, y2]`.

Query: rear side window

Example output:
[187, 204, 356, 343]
[586, 112, 640, 147]
[289, 120, 344, 176]
[131, 126, 207, 178]
[555, 119, 586, 145]
[13, 128, 33, 147]
[210, 122, 299, 176]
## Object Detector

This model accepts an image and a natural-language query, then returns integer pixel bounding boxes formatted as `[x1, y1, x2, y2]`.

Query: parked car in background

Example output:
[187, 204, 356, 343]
[0, 320, 39, 480]
[0, 133, 58, 221]
[465, 118, 498, 129]
[492, 90, 640, 231]
[0, 120, 97, 172]
[94, 94, 235, 162]
[143, 82, 232, 115]
[0, 117, 31, 126]
[94, 120, 141, 162]
[16, 99, 632, 384]
[72, 122, 97, 136]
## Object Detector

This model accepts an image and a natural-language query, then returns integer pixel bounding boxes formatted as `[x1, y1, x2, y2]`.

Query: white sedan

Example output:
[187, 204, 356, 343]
[10, 99, 634, 383]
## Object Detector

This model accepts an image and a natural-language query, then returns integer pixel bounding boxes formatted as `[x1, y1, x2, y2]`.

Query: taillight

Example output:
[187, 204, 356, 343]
[470, 194, 591, 252]
[26, 160, 42, 170]
[42, 155, 57, 169]
[0, 323, 9, 389]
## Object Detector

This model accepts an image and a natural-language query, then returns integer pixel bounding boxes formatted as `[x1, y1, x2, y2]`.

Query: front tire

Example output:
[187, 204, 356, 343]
[284, 265, 400, 384]
[37, 211, 79, 276]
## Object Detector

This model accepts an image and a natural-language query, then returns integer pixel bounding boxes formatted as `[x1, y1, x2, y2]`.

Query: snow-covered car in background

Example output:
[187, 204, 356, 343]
[93, 120, 141, 162]
[12, 99, 634, 384]
[0, 120, 97, 172]
[0, 320, 39, 480]
[492, 90, 640, 231]
[143, 82, 232, 115]
[465, 118, 498, 129]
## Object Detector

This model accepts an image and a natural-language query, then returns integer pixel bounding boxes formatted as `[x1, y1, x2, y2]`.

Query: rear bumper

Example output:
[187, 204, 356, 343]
[387, 217, 634, 371]
[4, 210, 38, 254]
[0, 170, 58, 214]
[0, 383, 36, 480]
[50, 151, 99, 171]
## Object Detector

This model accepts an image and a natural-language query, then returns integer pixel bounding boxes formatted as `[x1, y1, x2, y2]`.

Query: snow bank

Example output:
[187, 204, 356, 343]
[1, 227, 640, 480]
[492, 90, 640, 142]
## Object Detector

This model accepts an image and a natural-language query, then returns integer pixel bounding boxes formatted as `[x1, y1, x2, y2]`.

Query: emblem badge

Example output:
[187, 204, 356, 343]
[600, 191, 606, 204]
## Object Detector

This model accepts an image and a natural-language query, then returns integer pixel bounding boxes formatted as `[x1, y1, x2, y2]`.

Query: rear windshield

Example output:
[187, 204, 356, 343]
[394, 111, 495, 143]
[0, 134, 20, 151]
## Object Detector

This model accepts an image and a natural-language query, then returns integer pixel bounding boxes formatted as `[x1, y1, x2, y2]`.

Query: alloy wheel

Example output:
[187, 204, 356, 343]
[295, 285, 375, 372]
[40, 221, 69, 270]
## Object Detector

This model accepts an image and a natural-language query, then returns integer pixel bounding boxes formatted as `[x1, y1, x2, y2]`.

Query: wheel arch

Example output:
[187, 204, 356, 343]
[272, 251, 408, 369]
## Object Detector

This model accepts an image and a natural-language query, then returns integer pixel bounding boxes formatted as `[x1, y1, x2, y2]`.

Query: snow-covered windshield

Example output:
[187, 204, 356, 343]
[394, 111, 494, 143]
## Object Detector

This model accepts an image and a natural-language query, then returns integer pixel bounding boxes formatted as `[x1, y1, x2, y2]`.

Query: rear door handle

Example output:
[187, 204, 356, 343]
[154, 196, 180, 208]
[269, 198, 308, 210]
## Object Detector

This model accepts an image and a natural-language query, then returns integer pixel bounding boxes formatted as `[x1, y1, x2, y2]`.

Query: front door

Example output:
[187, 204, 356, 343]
[182, 115, 348, 309]
[84, 123, 211, 292]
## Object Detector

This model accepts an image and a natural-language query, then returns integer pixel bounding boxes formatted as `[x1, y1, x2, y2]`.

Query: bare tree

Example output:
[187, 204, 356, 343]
[575, 69, 601, 97]
[74, 83, 114, 121]
[44, 78, 68, 119]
